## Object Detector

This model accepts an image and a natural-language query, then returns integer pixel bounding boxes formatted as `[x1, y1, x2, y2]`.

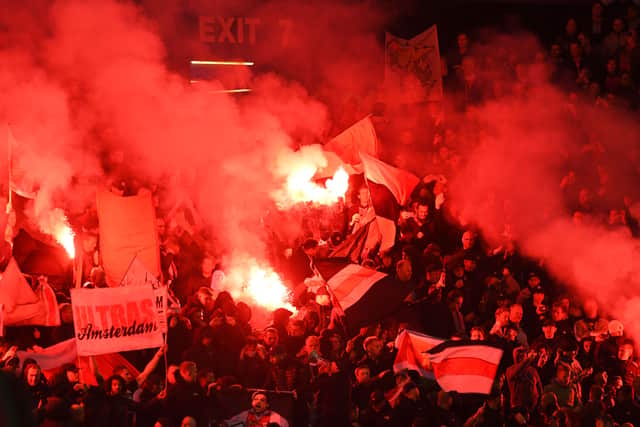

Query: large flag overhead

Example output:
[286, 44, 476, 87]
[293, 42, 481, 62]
[324, 116, 378, 165]
[316, 260, 413, 334]
[360, 153, 419, 252]
[96, 191, 160, 287]
[427, 341, 503, 394]
[0, 258, 60, 326]
[385, 25, 443, 103]
[394, 330, 444, 378]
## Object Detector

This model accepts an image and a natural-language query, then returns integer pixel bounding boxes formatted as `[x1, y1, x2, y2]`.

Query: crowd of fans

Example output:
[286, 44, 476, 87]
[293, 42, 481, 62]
[2, 1, 640, 426]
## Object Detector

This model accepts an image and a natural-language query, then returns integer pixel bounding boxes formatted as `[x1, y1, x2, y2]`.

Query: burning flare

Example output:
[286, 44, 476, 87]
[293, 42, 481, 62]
[273, 145, 350, 208]
[55, 223, 75, 259]
[224, 257, 295, 313]
[277, 166, 349, 208]
[36, 207, 75, 258]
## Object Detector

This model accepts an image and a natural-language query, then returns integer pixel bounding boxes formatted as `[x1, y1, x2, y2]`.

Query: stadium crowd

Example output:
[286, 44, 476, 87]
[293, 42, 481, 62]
[3, 1, 640, 426]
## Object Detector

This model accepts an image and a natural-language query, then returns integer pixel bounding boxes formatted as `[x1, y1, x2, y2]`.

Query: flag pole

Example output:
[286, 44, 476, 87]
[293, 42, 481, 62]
[6, 124, 12, 214]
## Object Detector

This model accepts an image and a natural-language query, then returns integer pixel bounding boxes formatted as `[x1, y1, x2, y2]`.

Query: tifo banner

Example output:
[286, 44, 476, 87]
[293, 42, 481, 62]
[393, 330, 443, 378]
[324, 116, 378, 165]
[385, 25, 443, 103]
[70, 286, 163, 356]
[96, 191, 161, 287]
[122, 256, 168, 333]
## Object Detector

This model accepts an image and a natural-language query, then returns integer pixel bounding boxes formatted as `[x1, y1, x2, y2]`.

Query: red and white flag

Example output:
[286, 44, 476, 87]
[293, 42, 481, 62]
[78, 352, 141, 386]
[324, 116, 378, 165]
[16, 338, 77, 370]
[360, 153, 419, 252]
[0, 258, 60, 326]
[393, 330, 443, 379]
[427, 341, 503, 394]
[316, 260, 414, 335]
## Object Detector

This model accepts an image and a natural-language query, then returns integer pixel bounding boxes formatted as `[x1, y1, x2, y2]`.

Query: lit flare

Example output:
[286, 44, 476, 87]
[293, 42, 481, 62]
[55, 224, 75, 259]
[280, 166, 349, 207]
[37, 208, 75, 259]
[224, 258, 295, 313]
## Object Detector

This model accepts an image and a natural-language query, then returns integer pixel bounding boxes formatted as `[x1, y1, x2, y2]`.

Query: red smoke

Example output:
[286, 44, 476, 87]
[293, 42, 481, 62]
[0, 0, 388, 290]
[447, 33, 640, 343]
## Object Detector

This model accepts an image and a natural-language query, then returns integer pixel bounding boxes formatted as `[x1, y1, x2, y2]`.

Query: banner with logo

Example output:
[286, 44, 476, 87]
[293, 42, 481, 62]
[70, 286, 163, 356]
[385, 25, 443, 103]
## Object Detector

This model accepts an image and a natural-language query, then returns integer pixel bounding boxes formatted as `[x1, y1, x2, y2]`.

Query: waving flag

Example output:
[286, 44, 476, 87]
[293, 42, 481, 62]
[16, 338, 77, 370]
[427, 341, 503, 394]
[324, 116, 378, 165]
[329, 217, 381, 263]
[316, 259, 413, 334]
[360, 153, 419, 252]
[393, 330, 444, 378]
[0, 258, 60, 326]
[78, 353, 141, 386]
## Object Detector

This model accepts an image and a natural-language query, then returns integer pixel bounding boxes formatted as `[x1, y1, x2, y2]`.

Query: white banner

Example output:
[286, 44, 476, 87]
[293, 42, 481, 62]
[70, 286, 163, 356]
[122, 257, 168, 333]
[385, 25, 443, 103]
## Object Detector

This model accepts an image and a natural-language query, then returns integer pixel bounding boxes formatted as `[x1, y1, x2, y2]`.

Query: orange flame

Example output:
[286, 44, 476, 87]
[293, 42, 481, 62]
[55, 223, 75, 259]
[224, 258, 296, 313]
[37, 207, 75, 259]
[278, 166, 349, 208]
[245, 264, 295, 312]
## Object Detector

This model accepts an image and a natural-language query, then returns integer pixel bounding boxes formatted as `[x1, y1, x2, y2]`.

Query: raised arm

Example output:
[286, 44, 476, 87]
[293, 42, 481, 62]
[136, 345, 166, 386]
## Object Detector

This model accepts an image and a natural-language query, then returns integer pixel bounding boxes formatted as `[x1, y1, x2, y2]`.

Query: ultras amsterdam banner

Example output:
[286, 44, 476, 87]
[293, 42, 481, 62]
[70, 286, 163, 356]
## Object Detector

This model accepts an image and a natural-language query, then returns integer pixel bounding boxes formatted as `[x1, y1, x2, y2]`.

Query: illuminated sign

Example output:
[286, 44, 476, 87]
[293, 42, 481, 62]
[199, 16, 294, 47]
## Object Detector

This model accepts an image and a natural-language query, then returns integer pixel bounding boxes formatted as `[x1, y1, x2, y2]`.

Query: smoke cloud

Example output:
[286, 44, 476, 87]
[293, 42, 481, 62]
[0, 0, 387, 310]
[446, 32, 640, 343]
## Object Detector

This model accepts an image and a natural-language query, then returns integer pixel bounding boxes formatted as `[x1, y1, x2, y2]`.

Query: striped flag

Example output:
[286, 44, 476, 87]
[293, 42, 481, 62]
[426, 341, 503, 394]
[329, 217, 381, 263]
[360, 153, 419, 252]
[316, 260, 414, 334]
[393, 329, 444, 378]
[324, 116, 378, 165]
